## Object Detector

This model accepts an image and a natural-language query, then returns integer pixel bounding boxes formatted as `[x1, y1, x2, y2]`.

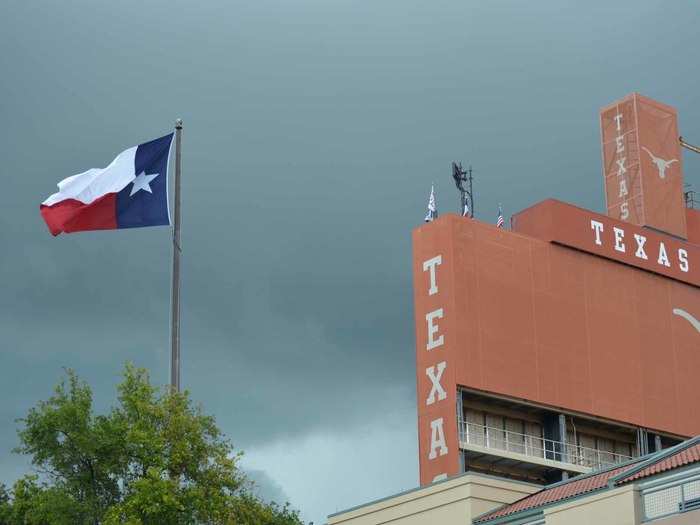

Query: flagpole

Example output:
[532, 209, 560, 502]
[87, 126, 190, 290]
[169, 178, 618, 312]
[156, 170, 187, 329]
[170, 118, 183, 391]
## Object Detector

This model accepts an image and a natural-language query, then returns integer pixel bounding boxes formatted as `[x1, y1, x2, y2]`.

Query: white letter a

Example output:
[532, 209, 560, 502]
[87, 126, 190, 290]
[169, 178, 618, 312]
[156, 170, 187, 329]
[429, 418, 448, 460]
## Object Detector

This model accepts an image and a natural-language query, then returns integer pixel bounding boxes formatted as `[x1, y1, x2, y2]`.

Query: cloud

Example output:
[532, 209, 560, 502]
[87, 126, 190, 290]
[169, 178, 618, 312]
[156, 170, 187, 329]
[243, 468, 290, 507]
[2, 0, 700, 521]
[241, 401, 418, 525]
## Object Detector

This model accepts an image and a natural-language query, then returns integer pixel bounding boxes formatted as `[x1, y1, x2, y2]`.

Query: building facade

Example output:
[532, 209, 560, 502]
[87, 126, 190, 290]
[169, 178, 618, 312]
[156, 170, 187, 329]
[328, 437, 700, 525]
[413, 93, 699, 487]
[328, 93, 700, 524]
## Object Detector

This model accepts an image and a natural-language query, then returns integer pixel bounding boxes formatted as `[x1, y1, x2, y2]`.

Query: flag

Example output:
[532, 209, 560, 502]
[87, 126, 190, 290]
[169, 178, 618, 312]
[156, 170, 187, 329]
[462, 198, 470, 217]
[496, 204, 504, 228]
[40, 134, 174, 236]
[424, 185, 437, 222]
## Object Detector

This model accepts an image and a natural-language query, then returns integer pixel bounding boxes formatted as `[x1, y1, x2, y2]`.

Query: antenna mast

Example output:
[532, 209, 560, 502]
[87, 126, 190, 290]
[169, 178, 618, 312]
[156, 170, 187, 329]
[452, 162, 474, 218]
[685, 184, 698, 209]
[680, 137, 699, 209]
[680, 136, 700, 154]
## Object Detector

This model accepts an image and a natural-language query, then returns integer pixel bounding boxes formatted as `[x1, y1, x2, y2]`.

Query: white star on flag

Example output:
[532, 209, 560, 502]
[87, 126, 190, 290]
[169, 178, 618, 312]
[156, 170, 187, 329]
[130, 171, 159, 197]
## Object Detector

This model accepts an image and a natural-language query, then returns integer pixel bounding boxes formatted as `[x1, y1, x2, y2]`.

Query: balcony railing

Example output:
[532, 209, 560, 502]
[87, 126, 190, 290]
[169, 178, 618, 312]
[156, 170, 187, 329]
[458, 420, 634, 471]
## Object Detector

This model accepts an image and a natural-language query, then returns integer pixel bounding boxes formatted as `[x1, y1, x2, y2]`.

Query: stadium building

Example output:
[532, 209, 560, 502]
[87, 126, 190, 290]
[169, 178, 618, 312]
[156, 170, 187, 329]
[328, 93, 700, 525]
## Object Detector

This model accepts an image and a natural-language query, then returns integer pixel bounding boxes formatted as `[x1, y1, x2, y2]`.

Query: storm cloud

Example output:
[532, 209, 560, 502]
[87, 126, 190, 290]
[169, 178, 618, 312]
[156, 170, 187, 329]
[1, 1, 699, 523]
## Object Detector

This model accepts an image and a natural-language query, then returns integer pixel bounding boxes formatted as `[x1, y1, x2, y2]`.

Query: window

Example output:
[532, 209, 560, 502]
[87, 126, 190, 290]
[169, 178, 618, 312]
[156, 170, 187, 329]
[460, 407, 543, 458]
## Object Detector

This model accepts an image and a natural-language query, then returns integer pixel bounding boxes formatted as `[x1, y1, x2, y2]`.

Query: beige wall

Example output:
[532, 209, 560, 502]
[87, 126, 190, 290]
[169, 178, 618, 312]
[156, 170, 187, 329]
[543, 485, 640, 525]
[649, 509, 700, 525]
[327, 472, 539, 525]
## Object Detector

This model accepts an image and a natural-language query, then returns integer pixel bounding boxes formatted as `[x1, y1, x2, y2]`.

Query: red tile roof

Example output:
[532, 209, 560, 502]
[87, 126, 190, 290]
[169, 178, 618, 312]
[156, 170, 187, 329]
[476, 437, 700, 524]
[617, 442, 700, 483]
[474, 462, 640, 523]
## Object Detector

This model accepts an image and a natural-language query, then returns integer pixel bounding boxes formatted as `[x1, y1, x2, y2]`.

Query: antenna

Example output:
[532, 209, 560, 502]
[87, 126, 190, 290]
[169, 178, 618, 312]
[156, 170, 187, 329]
[679, 138, 698, 209]
[452, 162, 474, 218]
[680, 136, 700, 154]
[684, 184, 698, 209]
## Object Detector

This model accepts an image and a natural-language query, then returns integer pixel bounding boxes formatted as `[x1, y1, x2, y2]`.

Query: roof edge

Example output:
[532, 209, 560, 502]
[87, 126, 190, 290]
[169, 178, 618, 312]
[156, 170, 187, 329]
[610, 436, 700, 487]
[327, 470, 539, 519]
[474, 456, 646, 524]
[473, 485, 614, 525]
[474, 507, 544, 525]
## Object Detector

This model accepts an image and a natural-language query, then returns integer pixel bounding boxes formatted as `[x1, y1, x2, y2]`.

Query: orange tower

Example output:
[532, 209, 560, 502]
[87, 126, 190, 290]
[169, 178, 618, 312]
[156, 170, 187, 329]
[412, 94, 700, 486]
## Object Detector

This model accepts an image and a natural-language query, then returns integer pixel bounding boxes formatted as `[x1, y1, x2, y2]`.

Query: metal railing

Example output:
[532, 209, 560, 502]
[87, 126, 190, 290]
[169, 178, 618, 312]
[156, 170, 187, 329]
[458, 420, 634, 471]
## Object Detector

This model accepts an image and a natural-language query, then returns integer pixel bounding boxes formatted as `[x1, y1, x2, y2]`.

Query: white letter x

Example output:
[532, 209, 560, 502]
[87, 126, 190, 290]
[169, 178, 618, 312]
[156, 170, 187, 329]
[616, 157, 627, 177]
[426, 361, 447, 405]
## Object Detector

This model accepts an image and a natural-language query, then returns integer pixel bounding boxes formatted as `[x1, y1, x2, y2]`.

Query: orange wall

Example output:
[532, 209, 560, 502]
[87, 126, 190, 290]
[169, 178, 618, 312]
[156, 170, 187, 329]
[513, 200, 699, 287]
[413, 209, 700, 485]
[687, 208, 700, 245]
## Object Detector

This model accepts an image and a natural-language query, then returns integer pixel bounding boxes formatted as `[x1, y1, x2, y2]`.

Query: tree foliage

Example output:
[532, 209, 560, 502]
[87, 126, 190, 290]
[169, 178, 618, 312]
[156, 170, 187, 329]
[3, 365, 302, 525]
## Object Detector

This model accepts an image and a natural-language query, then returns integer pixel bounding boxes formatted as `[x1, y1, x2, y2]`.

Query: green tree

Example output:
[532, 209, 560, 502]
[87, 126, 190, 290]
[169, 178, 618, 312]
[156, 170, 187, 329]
[5, 364, 303, 525]
[0, 483, 12, 523]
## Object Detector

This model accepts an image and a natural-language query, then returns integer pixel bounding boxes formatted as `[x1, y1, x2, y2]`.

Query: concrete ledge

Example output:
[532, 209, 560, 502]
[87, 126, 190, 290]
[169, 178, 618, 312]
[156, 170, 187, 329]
[328, 471, 540, 525]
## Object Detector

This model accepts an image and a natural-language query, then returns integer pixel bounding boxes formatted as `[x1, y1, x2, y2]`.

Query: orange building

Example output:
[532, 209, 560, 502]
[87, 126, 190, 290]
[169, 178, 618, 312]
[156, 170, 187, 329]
[412, 93, 700, 486]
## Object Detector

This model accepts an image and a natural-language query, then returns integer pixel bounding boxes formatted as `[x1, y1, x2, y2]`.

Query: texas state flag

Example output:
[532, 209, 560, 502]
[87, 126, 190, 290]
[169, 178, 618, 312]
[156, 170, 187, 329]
[40, 134, 174, 236]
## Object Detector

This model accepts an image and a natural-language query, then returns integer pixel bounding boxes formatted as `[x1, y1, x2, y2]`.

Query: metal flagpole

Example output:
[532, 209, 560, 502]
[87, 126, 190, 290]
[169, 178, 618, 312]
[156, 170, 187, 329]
[170, 118, 183, 391]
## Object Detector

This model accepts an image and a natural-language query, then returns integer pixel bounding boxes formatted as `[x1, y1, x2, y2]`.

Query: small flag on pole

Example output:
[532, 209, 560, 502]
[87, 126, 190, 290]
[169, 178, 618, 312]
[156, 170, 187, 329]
[424, 185, 437, 222]
[496, 204, 504, 228]
[40, 134, 174, 236]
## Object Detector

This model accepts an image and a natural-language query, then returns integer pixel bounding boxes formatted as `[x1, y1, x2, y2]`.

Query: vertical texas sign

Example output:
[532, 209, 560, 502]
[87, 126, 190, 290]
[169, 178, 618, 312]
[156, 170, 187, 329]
[413, 222, 460, 485]
[600, 93, 686, 238]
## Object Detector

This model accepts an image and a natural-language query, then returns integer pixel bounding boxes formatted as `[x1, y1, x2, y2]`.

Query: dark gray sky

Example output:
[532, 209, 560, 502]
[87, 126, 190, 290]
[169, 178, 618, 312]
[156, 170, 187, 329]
[1, 1, 699, 523]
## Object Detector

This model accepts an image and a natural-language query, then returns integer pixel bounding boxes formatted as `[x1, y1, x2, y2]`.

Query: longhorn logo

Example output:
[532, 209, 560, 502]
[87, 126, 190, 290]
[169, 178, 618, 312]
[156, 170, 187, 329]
[642, 147, 677, 179]
[672, 308, 700, 334]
